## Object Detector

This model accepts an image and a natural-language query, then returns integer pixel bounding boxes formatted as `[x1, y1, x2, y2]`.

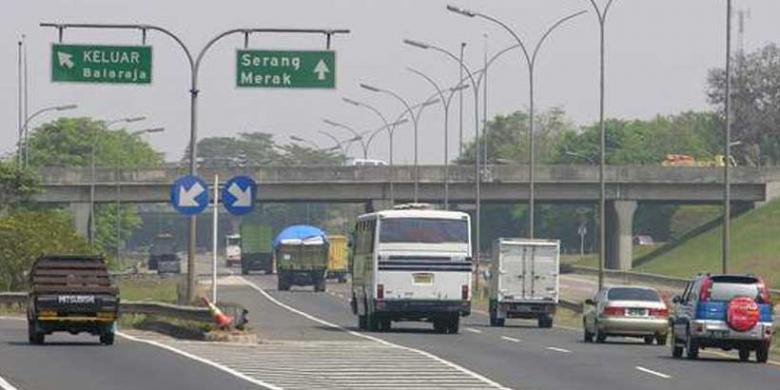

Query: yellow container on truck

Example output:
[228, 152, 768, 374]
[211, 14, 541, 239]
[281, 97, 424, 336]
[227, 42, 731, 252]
[327, 235, 349, 283]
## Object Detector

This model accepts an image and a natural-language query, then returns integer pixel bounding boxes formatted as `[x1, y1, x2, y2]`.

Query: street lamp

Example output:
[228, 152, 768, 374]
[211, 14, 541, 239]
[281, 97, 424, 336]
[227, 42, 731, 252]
[323, 119, 370, 159]
[115, 126, 164, 261]
[583, 0, 617, 289]
[723, 0, 733, 274]
[402, 38, 483, 290]
[359, 83, 422, 202]
[90, 116, 148, 246]
[447, 4, 586, 239]
[19, 103, 78, 167]
[290, 135, 321, 150]
[406, 67, 468, 209]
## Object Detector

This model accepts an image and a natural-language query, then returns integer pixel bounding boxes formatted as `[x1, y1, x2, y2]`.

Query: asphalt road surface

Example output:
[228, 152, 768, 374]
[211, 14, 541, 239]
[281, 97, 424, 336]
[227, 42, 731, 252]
[0, 317, 256, 390]
[226, 273, 780, 390]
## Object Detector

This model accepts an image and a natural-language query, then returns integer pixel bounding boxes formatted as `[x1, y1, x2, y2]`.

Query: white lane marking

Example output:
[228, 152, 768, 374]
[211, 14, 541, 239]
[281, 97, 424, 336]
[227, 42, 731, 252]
[0, 375, 20, 390]
[465, 328, 483, 334]
[635, 366, 671, 379]
[238, 276, 509, 390]
[546, 347, 572, 353]
[501, 336, 521, 343]
[117, 331, 281, 390]
[0, 317, 24, 322]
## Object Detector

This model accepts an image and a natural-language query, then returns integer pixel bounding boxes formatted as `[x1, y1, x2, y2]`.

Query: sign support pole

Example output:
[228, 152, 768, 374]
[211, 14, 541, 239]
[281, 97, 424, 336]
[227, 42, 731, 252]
[212, 174, 219, 304]
[40, 22, 349, 303]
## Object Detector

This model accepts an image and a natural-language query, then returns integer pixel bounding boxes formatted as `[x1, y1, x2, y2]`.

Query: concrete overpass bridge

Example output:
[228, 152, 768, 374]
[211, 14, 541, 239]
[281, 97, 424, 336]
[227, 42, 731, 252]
[36, 164, 780, 271]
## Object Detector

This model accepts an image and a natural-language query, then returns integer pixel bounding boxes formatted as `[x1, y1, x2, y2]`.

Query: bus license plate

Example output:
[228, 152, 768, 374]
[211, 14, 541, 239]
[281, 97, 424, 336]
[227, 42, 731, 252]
[413, 273, 433, 285]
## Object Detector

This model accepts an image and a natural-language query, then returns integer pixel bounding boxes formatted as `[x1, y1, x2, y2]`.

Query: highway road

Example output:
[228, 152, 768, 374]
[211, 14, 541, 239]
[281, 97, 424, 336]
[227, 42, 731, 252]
[219, 273, 780, 390]
[0, 317, 257, 390]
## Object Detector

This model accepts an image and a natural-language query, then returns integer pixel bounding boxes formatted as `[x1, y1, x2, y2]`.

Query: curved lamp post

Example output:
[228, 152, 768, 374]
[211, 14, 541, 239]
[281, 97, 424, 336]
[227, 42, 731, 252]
[447, 4, 586, 240]
[20, 103, 78, 167]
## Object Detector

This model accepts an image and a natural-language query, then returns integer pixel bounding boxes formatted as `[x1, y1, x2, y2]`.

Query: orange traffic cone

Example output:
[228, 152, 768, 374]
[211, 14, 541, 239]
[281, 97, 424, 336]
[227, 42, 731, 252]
[201, 297, 233, 329]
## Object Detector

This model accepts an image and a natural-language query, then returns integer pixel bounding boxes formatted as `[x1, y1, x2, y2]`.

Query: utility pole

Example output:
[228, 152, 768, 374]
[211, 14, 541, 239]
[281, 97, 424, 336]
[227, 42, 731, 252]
[723, 0, 733, 274]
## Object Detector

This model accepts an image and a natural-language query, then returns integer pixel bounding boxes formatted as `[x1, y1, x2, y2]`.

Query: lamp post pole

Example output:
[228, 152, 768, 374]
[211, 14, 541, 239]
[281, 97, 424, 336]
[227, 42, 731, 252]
[402, 38, 481, 291]
[447, 5, 586, 240]
[723, 0, 733, 274]
[584, 0, 617, 290]
[20, 104, 78, 168]
[323, 120, 370, 159]
[41, 22, 349, 302]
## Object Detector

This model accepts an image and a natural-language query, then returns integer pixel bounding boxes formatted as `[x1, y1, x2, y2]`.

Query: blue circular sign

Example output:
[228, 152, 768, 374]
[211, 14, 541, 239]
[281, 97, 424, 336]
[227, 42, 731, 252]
[170, 175, 209, 215]
[222, 176, 257, 216]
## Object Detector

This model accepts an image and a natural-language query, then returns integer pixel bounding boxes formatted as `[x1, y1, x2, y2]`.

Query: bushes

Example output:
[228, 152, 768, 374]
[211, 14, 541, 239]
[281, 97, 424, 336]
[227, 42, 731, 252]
[0, 210, 93, 291]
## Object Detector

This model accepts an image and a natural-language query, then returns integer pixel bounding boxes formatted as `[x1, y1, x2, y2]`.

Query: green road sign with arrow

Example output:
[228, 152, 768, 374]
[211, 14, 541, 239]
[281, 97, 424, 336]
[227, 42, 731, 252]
[51, 43, 152, 84]
[236, 49, 335, 89]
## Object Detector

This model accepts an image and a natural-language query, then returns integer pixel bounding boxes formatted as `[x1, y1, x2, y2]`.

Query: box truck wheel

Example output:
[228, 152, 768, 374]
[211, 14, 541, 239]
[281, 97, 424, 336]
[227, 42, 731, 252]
[447, 315, 460, 334]
[277, 273, 290, 291]
[314, 277, 327, 292]
[358, 314, 367, 330]
[100, 329, 115, 345]
[538, 315, 553, 329]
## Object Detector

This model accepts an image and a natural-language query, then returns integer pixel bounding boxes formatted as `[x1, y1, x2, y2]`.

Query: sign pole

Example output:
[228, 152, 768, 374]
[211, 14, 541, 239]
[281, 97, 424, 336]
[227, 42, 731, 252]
[212, 174, 219, 304]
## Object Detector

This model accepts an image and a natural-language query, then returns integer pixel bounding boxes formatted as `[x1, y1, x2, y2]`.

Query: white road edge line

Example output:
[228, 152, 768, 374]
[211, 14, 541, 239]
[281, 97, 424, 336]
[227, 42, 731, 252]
[546, 347, 572, 353]
[116, 331, 281, 390]
[0, 375, 20, 390]
[501, 336, 521, 343]
[635, 366, 671, 379]
[238, 276, 510, 390]
[465, 328, 483, 334]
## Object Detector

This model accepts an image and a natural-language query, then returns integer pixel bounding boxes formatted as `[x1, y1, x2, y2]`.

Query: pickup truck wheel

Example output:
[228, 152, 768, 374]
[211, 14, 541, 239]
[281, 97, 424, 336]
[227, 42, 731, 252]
[756, 343, 770, 363]
[685, 332, 699, 359]
[100, 331, 115, 346]
[738, 347, 750, 362]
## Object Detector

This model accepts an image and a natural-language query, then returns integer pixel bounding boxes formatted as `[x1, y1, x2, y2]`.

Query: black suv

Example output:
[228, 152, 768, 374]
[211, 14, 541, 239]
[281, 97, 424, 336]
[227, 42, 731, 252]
[670, 274, 774, 363]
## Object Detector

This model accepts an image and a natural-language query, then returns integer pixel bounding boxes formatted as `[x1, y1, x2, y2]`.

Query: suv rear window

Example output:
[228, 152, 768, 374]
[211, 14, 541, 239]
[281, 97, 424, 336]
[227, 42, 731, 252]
[710, 276, 760, 301]
[607, 288, 660, 301]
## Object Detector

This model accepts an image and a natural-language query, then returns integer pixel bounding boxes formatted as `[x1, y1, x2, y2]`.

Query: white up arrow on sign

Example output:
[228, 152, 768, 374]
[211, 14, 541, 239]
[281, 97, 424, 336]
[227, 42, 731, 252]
[178, 182, 205, 207]
[57, 52, 74, 69]
[314, 59, 330, 81]
[228, 183, 252, 207]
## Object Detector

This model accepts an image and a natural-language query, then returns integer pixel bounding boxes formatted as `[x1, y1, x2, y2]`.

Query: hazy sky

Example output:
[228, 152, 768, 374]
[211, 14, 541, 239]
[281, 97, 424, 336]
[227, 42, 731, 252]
[3, 0, 779, 164]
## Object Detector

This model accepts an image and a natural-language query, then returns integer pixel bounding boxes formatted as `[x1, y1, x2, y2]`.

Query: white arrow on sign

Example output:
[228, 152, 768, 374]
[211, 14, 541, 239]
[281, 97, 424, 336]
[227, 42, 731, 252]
[314, 59, 330, 81]
[57, 52, 74, 69]
[178, 182, 205, 207]
[227, 183, 252, 207]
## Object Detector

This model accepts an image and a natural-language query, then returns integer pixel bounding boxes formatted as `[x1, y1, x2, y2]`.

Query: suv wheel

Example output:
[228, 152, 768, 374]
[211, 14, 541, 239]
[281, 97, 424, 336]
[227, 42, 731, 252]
[756, 343, 770, 363]
[738, 347, 750, 362]
[685, 332, 699, 359]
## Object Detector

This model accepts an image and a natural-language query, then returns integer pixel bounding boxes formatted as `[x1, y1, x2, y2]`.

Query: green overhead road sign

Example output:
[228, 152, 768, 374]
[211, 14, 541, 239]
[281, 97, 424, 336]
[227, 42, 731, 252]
[51, 43, 152, 84]
[236, 50, 335, 89]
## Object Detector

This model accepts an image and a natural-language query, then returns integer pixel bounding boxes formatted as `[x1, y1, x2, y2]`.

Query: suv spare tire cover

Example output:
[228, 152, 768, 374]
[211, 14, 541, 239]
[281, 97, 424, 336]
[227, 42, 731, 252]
[727, 296, 760, 332]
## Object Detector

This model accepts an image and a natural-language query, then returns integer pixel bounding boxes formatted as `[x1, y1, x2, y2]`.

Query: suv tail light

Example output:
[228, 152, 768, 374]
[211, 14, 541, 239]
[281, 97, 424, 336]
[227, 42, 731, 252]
[462, 285, 469, 300]
[757, 277, 771, 304]
[377, 284, 384, 300]
[603, 307, 625, 316]
[699, 277, 713, 302]
[649, 308, 668, 317]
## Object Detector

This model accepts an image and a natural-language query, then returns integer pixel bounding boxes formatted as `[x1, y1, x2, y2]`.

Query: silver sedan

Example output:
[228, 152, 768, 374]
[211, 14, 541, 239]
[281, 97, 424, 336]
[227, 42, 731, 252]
[583, 286, 669, 345]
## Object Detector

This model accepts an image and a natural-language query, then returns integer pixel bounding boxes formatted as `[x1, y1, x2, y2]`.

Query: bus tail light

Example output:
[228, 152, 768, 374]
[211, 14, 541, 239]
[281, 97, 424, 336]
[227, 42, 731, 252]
[462, 285, 469, 300]
[377, 284, 384, 300]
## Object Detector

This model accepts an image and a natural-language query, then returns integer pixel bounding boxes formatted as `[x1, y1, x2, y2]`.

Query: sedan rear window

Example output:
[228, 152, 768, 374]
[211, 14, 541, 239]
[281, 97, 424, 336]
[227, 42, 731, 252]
[607, 288, 660, 302]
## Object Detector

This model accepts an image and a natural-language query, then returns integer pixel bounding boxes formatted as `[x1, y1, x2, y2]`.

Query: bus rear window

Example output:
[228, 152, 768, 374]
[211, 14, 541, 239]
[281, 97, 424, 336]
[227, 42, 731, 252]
[379, 218, 468, 244]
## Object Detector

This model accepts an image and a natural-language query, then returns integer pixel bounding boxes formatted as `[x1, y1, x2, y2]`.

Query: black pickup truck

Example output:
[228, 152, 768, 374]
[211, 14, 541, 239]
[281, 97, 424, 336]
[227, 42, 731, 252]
[27, 255, 119, 345]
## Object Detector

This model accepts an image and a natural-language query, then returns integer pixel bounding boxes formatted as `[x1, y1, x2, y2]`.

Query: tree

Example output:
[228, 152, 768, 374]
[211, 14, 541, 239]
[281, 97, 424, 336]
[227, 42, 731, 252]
[192, 131, 345, 167]
[0, 161, 38, 215]
[708, 43, 780, 165]
[457, 107, 574, 164]
[0, 210, 93, 291]
[26, 117, 163, 255]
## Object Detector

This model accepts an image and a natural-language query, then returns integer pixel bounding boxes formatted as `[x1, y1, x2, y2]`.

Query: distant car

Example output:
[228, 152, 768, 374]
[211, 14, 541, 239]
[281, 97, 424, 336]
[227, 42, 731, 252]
[670, 274, 773, 363]
[632, 235, 655, 246]
[583, 286, 669, 345]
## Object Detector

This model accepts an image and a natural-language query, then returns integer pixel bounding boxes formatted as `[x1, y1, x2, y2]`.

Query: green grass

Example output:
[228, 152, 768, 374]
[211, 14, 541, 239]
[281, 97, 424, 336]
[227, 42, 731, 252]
[563, 245, 659, 269]
[116, 278, 179, 303]
[637, 198, 780, 288]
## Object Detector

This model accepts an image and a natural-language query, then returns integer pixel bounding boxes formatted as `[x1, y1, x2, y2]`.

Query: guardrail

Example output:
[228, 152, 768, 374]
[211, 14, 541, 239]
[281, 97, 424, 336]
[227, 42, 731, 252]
[0, 292, 212, 322]
[559, 298, 583, 314]
[569, 265, 780, 297]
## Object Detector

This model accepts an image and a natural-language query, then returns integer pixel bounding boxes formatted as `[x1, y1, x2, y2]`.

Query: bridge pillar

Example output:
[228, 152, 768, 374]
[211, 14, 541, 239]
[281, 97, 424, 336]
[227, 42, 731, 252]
[69, 203, 90, 239]
[605, 200, 637, 271]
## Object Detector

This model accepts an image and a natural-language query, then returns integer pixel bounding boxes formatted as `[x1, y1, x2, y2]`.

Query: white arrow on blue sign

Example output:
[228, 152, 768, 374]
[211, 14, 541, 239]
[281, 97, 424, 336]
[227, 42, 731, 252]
[170, 175, 209, 215]
[222, 176, 257, 216]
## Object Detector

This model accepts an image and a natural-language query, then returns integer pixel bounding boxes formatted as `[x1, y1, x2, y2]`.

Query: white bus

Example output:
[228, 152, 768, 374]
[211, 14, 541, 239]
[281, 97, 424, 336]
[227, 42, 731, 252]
[350, 206, 472, 333]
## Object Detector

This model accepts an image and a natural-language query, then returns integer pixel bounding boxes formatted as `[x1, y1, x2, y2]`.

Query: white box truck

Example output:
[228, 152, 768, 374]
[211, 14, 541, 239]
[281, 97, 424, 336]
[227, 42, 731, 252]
[488, 238, 560, 328]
